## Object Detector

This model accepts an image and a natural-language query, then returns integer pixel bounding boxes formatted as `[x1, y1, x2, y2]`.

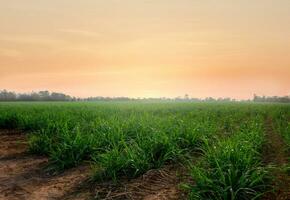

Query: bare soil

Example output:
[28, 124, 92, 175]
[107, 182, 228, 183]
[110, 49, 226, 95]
[262, 118, 290, 200]
[0, 130, 91, 200]
[0, 130, 185, 200]
[89, 165, 187, 200]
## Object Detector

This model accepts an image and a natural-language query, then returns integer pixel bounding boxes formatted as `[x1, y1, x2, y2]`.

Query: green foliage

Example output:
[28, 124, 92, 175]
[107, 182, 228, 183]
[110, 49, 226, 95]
[0, 101, 289, 198]
[271, 107, 290, 149]
[49, 129, 97, 171]
[187, 114, 275, 200]
[28, 131, 52, 155]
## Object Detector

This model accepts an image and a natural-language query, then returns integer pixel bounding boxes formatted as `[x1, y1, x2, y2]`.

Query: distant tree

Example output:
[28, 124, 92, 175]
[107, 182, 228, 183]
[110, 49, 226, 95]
[0, 89, 73, 101]
[252, 94, 290, 103]
[1, 89, 288, 103]
[0, 90, 16, 101]
[205, 97, 215, 102]
[39, 91, 50, 100]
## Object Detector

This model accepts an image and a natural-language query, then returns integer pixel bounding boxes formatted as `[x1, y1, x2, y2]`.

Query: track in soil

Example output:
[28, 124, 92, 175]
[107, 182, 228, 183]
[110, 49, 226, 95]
[262, 118, 290, 200]
[0, 130, 184, 200]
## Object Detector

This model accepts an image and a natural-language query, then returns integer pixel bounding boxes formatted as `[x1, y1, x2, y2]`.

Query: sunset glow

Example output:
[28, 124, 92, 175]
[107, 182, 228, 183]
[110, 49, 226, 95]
[1, 0, 290, 99]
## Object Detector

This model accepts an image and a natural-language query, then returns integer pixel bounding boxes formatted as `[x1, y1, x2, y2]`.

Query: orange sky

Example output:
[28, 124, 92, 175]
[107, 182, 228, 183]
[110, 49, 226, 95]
[0, 0, 290, 99]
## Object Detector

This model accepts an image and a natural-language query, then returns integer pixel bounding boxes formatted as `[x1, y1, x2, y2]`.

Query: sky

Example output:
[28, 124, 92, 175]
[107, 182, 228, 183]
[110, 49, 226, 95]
[0, 0, 289, 99]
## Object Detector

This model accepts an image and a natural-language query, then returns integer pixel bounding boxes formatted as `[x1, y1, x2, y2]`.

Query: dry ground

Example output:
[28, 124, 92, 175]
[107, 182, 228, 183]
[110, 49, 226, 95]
[0, 129, 91, 200]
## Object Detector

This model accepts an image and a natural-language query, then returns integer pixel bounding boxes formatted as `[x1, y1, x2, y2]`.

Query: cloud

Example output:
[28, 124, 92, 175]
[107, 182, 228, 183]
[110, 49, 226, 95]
[0, 35, 65, 46]
[58, 29, 101, 38]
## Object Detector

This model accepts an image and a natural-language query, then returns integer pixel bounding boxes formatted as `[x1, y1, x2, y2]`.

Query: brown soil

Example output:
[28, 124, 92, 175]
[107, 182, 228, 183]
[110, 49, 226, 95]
[88, 165, 187, 200]
[127, 166, 182, 200]
[0, 129, 186, 200]
[262, 118, 290, 200]
[0, 130, 91, 200]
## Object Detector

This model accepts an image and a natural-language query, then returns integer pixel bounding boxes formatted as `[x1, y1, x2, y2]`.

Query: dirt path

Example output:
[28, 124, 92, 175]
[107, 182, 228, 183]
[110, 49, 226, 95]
[0, 129, 184, 200]
[262, 118, 290, 200]
[0, 130, 91, 200]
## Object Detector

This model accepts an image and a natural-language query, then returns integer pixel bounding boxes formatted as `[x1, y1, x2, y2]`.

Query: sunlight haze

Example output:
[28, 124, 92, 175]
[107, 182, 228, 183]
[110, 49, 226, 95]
[0, 0, 290, 99]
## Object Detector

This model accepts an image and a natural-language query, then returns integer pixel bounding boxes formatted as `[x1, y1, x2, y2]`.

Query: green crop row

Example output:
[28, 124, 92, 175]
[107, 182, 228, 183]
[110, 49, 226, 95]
[270, 105, 290, 175]
[0, 101, 289, 199]
[186, 113, 269, 200]
[271, 105, 290, 148]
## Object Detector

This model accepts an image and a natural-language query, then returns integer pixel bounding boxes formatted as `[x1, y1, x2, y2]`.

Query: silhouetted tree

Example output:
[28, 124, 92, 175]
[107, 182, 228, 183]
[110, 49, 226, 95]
[0, 90, 73, 101]
[253, 94, 290, 103]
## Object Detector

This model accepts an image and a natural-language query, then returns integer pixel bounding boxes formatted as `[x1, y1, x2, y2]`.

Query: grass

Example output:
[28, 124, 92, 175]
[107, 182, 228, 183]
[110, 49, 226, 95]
[271, 105, 290, 176]
[187, 116, 269, 200]
[271, 106, 290, 149]
[0, 101, 289, 198]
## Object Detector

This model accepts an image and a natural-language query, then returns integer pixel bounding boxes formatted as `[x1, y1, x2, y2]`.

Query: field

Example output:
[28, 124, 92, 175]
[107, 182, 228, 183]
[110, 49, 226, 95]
[0, 101, 289, 200]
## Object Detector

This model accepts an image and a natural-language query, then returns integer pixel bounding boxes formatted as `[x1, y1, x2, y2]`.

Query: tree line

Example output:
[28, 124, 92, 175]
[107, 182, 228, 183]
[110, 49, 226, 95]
[0, 90, 73, 101]
[0, 89, 289, 103]
[253, 94, 290, 103]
